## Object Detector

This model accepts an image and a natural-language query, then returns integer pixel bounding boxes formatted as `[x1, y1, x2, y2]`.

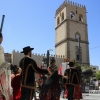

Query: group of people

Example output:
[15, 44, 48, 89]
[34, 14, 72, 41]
[0, 32, 82, 100]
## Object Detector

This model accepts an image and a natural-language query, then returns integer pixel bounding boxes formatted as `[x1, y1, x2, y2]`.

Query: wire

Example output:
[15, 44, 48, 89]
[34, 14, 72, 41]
[90, 46, 100, 49]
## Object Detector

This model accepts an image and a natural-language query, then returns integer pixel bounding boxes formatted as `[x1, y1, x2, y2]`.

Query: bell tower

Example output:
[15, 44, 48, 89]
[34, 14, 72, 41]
[55, 0, 90, 65]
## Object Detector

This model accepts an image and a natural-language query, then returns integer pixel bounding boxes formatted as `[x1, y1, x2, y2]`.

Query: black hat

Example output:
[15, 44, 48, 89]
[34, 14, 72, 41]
[21, 46, 34, 53]
[0, 32, 3, 38]
[50, 57, 55, 64]
[68, 62, 75, 66]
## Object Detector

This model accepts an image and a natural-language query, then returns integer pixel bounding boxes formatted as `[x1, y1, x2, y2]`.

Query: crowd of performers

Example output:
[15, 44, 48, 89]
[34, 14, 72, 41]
[38, 59, 83, 100]
[0, 32, 82, 100]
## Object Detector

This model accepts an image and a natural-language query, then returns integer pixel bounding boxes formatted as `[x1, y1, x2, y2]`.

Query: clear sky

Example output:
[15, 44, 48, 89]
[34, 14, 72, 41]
[0, 0, 100, 68]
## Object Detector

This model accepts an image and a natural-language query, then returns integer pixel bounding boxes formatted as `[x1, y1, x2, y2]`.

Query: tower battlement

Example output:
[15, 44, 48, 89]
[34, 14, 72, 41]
[56, 0, 86, 15]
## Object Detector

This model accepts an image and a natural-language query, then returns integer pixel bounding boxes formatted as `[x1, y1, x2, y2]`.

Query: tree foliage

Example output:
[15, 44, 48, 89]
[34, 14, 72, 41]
[96, 70, 100, 80]
[81, 66, 93, 71]
[75, 63, 82, 77]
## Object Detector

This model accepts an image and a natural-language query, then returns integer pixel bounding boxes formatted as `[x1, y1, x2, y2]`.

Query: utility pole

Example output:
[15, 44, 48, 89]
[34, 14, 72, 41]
[78, 36, 81, 65]
[47, 50, 50, 68]
[0, 15, 5, 44]
[0, 15, 5, 33]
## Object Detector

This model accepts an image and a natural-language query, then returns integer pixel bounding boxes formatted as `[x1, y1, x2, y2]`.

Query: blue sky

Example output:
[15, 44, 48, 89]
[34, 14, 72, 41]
[0, 0, 100, 68]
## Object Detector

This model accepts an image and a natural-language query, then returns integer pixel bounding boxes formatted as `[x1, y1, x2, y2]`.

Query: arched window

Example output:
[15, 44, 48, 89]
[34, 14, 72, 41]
[62, 12, 64, 21]
[70, 12, 75, 19]
[75, 32, 81, 40]
[79, 14, 83, 22]
[57, 17, 60, 25]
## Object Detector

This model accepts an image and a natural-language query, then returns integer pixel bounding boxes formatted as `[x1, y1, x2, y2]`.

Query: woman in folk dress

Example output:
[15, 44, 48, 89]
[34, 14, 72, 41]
[39, 57, 68, 100]
[11, 67, 22, 100]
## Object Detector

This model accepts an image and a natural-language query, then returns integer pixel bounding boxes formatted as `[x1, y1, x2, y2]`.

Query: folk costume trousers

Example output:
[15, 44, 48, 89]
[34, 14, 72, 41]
[19, 87, 35, 100]
[67, 85, 74, 100]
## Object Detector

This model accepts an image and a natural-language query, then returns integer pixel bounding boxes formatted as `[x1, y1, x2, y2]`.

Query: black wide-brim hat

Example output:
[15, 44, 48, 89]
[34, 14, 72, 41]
[21, 46, 34, 53]
[67, 62, 75, 66]
[50, 57, 55, 64]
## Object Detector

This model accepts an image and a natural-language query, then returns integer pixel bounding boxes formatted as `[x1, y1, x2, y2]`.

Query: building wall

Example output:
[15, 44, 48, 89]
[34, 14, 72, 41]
[11, 50, 64, 67]
[55, 7, 67, 27]
[55, 42, 67, 56]
[4, 53, 11, 63]
[90, 65, 99, 80]
[69, 41, 88, 64]
[55, 23, 67, 44]
[90, 65, 99, 73]
[69, 21, 87, 41]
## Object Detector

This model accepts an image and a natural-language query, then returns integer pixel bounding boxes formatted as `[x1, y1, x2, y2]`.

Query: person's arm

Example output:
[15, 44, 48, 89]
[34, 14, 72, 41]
[19, 59, 22, 69]
[58, 70, 68, 85]
[31, 59, 48, 74]
[76, 69, 80, 84]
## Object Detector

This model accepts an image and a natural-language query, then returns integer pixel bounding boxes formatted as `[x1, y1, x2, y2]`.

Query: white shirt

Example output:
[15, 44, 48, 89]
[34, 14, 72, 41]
[95, 81, 98, 86]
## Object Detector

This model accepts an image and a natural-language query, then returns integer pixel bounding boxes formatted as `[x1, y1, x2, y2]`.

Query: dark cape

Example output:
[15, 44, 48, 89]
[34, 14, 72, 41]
[39, 71, 61, 100]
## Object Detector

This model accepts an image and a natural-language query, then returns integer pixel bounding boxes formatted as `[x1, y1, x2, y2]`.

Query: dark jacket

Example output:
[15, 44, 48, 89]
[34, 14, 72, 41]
[19, 56, 48, 89]
[64, 68, 80, 86]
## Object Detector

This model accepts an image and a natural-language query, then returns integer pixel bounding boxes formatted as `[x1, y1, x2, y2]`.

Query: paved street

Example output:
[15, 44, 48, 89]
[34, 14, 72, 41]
[34, 93, 100, 100]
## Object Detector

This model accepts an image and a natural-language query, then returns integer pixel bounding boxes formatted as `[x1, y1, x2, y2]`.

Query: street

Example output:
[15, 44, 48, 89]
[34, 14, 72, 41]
[34, 93, 100, 100]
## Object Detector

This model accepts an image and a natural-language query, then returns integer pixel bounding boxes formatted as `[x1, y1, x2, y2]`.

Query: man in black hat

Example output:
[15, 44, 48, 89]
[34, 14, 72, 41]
[19, 46, 48, 100]
[64, 62, 80, 100]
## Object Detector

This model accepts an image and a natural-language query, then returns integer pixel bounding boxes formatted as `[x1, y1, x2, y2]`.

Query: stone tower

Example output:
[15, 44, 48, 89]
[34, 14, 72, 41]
[55, 0, 90, 65]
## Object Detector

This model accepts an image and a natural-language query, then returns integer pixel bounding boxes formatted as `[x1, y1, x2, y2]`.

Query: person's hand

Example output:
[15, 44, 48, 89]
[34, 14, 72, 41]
[11, 74, 15, 80]
[63, 76, 68, 79]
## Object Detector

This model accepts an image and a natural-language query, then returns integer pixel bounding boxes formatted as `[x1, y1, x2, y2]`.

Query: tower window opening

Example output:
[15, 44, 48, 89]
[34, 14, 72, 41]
[76, 54, 79, 60]
[62, 12, 64, 21]
[70, 12, 75, 19]
[57, 17, 60, 25]
[75, 46, 82, 61]
[79, 14, 83, 22]
[76, 10, 77, 14]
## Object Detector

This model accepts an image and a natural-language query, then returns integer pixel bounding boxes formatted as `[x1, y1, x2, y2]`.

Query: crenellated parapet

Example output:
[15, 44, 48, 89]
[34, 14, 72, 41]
[12, 50, 65, 58]
[11, 50, 65, 67]
[65, 0, 86, 8]
[56, 0, 86, 15]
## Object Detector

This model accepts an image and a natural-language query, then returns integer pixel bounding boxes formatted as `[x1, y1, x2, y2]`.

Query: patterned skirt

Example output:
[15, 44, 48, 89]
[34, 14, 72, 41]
[63, 85, 82, 99]
[13, 88, 21, 100]
[63, 85, 68, 99]
[74, 85, 82, 99]
[0, 91, 5, 100]
[39, 79, 60, 100]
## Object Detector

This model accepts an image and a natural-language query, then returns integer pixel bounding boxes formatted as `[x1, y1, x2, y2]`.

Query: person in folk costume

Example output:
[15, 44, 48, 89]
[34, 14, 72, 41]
[62, 58, 70, 99]
[19, 46, 48, 100]
[72, 64, 82, 100]
[63, 61, 80, 100]
[11, 66, 22, 100]
[0, 33, 13, 100]
[39, 75, 47, 98]
[39, 57, 68, 100]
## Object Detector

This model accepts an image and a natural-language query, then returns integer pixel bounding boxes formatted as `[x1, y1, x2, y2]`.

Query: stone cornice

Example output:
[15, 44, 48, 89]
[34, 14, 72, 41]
[55, 38, 89, 47]
[55, 19, 87, 30]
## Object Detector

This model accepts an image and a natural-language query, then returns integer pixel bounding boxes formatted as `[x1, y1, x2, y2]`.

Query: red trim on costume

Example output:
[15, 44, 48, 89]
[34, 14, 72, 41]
[58, 65, 62, 75]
